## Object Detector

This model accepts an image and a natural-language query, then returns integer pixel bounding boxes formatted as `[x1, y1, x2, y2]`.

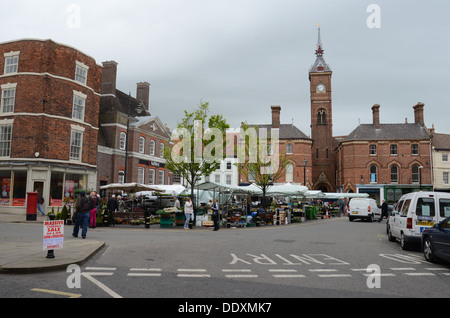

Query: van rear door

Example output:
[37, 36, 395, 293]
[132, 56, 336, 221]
[415, 196, 436, 234]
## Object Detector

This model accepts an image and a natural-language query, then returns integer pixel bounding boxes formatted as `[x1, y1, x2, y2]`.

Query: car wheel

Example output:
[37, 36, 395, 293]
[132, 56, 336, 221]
[387, 228, 396, 242]
[400, 233, 409, 250]
[423, 237, 436, 263]
[349, 217, 353, 222]
[369, 214, 374, 222]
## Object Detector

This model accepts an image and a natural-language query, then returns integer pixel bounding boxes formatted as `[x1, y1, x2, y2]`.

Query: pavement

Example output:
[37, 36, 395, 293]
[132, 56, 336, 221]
[0, 212, 105, 274]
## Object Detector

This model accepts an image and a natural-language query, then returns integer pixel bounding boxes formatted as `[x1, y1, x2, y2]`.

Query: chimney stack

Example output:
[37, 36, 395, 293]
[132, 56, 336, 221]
[372, 104, 380, 129]
[271, 105, 281, 129]
[136, 82, 150, 113]
[101, 61, 118, 95]
[413, 102, 425, 126]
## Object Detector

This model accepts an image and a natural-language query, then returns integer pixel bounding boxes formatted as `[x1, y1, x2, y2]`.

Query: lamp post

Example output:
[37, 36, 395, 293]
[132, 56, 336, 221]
[303, 158, 307, 187]
[124, 93, 143, 183]
[419, 165, 423, 190]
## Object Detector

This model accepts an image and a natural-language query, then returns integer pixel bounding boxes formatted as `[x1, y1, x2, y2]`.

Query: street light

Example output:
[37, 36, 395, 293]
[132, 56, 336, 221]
[124, 93, 144, 183]
[419, 165, 423, 191]
[302, 159, 308, 186]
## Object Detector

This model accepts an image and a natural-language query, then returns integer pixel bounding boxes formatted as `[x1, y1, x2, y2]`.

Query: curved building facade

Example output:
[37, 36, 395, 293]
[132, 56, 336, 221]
[0, 39, 101, 213]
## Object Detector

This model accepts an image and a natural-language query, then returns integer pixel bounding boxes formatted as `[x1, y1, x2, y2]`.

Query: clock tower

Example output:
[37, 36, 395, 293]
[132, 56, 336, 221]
[309, 25, 336, 192]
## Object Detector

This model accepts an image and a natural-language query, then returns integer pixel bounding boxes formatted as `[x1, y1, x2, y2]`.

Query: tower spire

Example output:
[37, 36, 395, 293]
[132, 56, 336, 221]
[315, 23, 324, 56]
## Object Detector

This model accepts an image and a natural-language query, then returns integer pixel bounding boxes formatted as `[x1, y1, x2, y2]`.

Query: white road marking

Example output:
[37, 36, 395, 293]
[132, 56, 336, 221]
[404, 273, 436, 276]
[82, 273, 122, 298]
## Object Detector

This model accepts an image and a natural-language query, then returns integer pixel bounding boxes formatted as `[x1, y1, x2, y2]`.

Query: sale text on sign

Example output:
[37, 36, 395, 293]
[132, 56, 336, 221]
[43, 220, 64, 251]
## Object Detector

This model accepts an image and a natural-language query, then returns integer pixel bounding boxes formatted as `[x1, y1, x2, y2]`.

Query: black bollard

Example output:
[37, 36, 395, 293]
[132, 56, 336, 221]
[46, 213, 55, 259]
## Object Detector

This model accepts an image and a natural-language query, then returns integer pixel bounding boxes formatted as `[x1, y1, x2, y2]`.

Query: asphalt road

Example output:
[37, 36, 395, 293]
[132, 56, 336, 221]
[1, 216, 450, 302]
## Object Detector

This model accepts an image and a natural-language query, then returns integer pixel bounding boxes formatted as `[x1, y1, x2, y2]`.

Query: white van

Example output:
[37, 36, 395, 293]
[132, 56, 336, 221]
[387, 191, 450, 250]
[348, 198, 381, 222]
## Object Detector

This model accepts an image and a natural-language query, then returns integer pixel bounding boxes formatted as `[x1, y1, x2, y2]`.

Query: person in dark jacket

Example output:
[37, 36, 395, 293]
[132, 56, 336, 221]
[73, 191, 92, 239]
[379, 200, 388, 222]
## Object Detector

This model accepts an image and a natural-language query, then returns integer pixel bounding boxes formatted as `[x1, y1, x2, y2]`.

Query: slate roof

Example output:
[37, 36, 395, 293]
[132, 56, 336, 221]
[342, 123, 431, 142]
[100, 89, 150, 119]
[309, 55, 332, 73]
[248, 124, 311, 140]
[433, 133, 450, 150]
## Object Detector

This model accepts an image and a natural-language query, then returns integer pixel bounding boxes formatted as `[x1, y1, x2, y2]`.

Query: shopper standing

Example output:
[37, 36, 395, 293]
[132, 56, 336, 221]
[212, 198, 220, 231]
[73, 191, 92, 239]
[184, 197, 194, 230]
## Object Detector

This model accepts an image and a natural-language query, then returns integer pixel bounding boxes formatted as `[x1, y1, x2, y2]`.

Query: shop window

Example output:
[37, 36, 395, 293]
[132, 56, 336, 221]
[64, 174, 85, 198]
[12, 171, 27, 206]
[0, 170, 11, 206]
[50, 172, 64, 205]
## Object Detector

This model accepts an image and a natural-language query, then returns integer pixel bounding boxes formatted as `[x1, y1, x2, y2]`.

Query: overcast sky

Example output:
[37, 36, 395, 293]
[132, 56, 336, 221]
[1, 0, 449, 136]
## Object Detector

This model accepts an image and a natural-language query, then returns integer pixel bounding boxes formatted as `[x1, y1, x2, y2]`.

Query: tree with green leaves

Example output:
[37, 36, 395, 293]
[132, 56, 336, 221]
[236, 122, 289, 209]
[165, 101, 229, 203]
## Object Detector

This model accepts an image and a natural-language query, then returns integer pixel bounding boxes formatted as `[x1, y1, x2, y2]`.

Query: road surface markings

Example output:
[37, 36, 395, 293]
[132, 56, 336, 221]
[268, 269, 305, 278]
[318, 274, 352, 278]
[404, 272, 436, 276]
[31, 288, 81, 298]
[128, 268, 162, 277]
[309, 269, 338, 272]
[83, 267, 116, 276]
[390, 267, 416, 271]
[177, 269, 211, 278]
[82, 273, 122, 298]
[222, 269, 258, 278]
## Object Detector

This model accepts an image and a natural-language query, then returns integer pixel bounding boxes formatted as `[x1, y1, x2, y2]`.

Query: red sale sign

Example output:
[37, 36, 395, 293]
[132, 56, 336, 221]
[43, 220, 64, 251]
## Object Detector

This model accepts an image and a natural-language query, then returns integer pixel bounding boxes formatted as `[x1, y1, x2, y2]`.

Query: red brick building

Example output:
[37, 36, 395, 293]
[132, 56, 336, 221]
[0, 39, 101, 212]
[336, 103, 433, 203]
[97, 61, 173, 194]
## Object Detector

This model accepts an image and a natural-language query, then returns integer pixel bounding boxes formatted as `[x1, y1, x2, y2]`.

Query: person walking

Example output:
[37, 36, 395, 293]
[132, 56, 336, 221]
[184, 197, 194, 230]
[379, 199, 388, 222]
[36, 191, 46, 216]
[73, 191, 92, 239]
[212, 198, 220, 231]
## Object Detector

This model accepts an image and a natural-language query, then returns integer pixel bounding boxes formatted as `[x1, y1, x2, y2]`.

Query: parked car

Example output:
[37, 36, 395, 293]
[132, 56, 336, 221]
[422, 217, 450, 263]
[348, 198, 381, 222]
[387, 192, 450, 250]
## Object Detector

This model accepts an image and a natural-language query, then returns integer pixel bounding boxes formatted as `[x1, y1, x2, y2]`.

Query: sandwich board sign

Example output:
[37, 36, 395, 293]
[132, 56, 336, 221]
[43, 220, 64, 251]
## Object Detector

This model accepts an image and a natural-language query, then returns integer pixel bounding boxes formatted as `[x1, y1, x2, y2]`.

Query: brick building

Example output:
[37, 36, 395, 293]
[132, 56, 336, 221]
[336, 103, 433, 203]
[0, 39, 101, 212]
[97, 61, 173, 194]
[238, 106, 313, 187]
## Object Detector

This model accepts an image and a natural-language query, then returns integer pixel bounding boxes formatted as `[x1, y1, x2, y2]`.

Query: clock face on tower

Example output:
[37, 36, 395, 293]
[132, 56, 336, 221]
[317, 83, 326, 93]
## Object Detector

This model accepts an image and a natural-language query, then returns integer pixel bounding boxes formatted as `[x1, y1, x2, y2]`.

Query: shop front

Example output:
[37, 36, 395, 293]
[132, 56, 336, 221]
[0, 165, 96, 215]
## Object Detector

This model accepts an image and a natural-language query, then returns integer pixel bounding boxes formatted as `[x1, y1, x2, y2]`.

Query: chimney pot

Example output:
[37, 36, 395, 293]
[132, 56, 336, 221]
[271, 105, 281, 129]
[136, 82, 150, 112]
[413, 102, 425, 126]
[371, 104, 380, 129]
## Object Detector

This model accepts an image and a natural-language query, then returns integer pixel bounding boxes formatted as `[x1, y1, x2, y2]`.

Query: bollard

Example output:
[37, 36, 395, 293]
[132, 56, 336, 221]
[227, 212, 231, 228]
[103, 210, 109, 227]
[46, 213, 55, 259]
[276, 209, 280, 225]
[144, 209, 150, 229]
[256, 214, 260, 227]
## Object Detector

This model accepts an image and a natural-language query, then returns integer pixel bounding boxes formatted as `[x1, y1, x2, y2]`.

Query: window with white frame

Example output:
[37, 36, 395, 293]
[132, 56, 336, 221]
[369, 144, 377, 155]
[75, 61, 88, 85]
[226, 174, 232, 185]
[119, 132, 126, 150]
[215, 174, 221, 183]
[72, 91, 86, 121]
[138, 167, 145, 184]
[118, 170, 125, 184]
[158, 170, 164, 185]
[139, 137, 145, 153]
[149, 169, 155, 185]
[0, 124, 12, 157]
[286, 163, 294, 183]
[160, 142, 164, 158]
[150, 140, 155, 156]
[70, 130, 83, 161]
[1, 83, 16, 114]
[444, 172, 449, 185]
[286, 143, 293, 154]
[411, 144, 419, 155]
[4, 52, 19, 74]
[390, 144, 398, 155]
[443, 153, 448, 162]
